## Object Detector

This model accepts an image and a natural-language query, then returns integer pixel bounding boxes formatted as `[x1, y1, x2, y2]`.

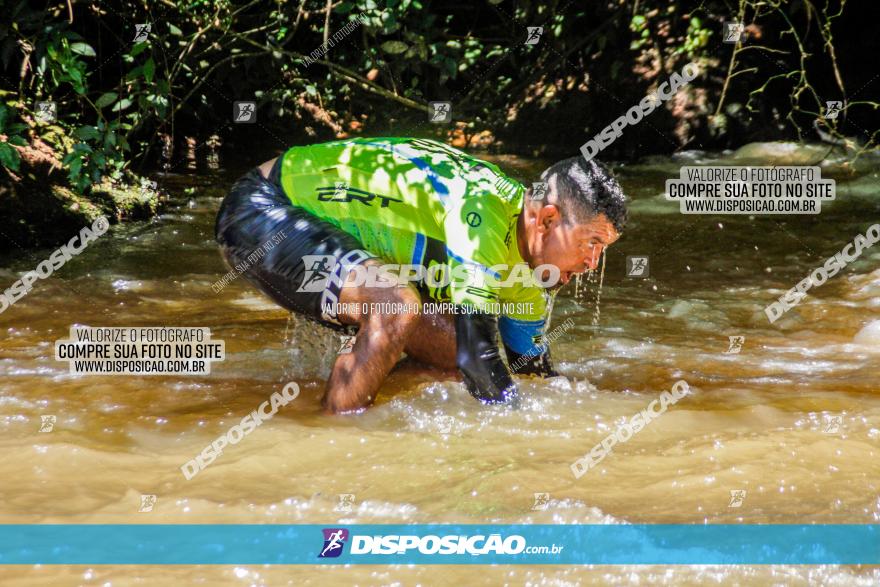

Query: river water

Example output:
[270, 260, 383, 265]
[1, 146, 879, 585]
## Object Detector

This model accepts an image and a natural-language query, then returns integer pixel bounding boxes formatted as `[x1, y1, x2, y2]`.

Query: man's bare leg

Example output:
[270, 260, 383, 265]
[258, 157, 278, 179]
[321, 261, 421, 414]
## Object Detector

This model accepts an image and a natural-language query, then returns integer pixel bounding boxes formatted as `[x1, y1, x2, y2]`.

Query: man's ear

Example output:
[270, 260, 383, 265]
[538, 204, 560, 233]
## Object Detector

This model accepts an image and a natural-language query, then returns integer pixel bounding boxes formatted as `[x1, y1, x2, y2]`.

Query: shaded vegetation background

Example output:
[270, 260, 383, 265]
[0, 0, 877, 248]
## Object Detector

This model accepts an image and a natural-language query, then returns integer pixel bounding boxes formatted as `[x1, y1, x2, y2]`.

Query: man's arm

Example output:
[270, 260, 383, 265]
[455, 311, 518, 403]
[498, 316, 559, 377]
[444, 196, 519, 404]
[498, 284, 558, 377]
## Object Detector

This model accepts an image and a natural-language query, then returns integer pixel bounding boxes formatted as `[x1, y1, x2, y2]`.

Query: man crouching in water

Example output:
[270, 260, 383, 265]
[215, 138, 627, 413]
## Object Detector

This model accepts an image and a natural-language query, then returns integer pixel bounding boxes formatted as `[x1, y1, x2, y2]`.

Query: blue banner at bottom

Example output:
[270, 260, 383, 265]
[0, 524, 877, 564]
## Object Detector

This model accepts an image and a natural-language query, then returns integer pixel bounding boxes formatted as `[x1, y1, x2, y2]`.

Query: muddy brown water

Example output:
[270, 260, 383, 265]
[1, 146, 879, 585]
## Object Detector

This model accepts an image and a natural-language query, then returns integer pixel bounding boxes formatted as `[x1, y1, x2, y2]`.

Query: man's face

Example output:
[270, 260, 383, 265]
[529, 205, 620, 286]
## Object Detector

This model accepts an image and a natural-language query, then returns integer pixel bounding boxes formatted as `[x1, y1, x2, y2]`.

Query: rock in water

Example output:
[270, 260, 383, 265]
[732, 142, 831, 165]
[854, 320, 880, 345]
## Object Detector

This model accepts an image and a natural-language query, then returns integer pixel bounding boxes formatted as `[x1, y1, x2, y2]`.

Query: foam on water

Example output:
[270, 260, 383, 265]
[854, 320, 880, 345]
[282, 313, 346, 380]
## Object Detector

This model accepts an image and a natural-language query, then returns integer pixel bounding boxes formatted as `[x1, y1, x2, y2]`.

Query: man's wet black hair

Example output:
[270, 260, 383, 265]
[536, 157, 627, 233]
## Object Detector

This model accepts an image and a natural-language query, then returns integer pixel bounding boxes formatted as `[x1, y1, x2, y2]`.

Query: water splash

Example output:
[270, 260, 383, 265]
[592, 249, 606, 326]
[542, 287, 559, 334]
[282, 313, 342, 380]
[571, 250, 607, 326]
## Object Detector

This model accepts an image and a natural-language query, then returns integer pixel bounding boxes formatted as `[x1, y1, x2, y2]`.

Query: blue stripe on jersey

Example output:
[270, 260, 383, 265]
[364, 141, 450, 207]
[445, 248, 502, 280]
[498, 315, 545, 355]
[411, 232, 426, 265]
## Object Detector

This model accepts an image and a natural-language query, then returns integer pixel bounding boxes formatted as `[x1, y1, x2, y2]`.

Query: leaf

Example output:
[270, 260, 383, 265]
[112, 98, 133, 112]
[305, 85, 317, 97]
[443, 57, 457, 78]
[95, 92, 118, 108]
[143, 58, 155, 83]
[67, 66, 84, 89]
[67, 153, 83, 178]
[0, 142, 20, 171]
[125, 65, 143, 81]
[131, 42, 148, 57]
[168, 23, 183, 36]
[74, 125, 101, 140]
[70, 42, 96, 57]
[380, 40, 409, 55]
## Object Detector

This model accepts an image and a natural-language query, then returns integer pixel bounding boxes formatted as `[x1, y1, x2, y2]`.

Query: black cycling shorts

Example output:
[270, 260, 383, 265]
[215, 159, 374, 333]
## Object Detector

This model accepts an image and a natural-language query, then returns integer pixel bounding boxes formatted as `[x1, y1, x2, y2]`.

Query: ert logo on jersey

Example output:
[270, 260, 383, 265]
[316, 183, 402, 208]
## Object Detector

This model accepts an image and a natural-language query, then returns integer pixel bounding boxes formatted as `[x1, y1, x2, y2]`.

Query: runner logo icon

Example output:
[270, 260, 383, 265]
[298, 255, 336, 292]
[319, 528, 349, 558]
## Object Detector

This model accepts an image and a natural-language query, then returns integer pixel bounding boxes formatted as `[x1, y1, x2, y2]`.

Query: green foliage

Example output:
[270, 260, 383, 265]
[629, 14, 650, 51]
[679, 17, 712, 57]
[1, 0, 166, 190]
[0, 103, 28, 171]
[0, 0, 871, 191]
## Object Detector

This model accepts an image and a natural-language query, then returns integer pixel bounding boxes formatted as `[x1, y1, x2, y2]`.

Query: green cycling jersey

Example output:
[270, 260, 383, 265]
[277, 136, 550, 356]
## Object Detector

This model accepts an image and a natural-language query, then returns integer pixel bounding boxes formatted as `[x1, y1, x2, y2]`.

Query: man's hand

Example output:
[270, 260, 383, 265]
[454, 310, 519, 405]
